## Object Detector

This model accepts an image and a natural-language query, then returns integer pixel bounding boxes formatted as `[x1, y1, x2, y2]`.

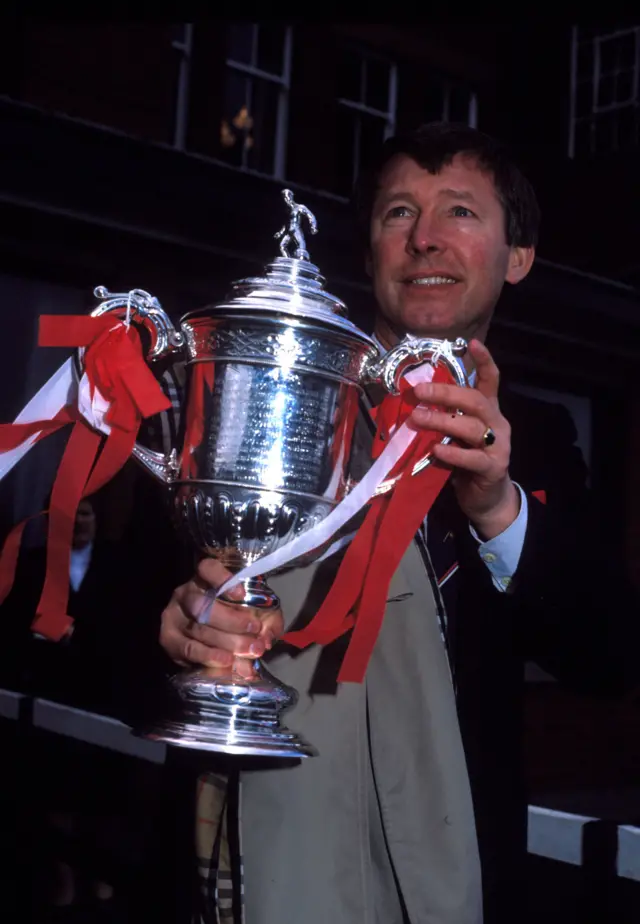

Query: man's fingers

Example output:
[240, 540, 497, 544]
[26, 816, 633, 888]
[188, 607, 284, 652]
[183, 590, 263, 634]
[183, 591, 284, 639]
[413, 341, 500, 409]
[257, 609, 285, 641]
[409, 408, 494, 448]
[195, 558, 245, 602]
[430, 441, 492, 474]
[467, 339, 500, 399]
[160, 573, 286, 669]
[411, 381, 493, 420]
[181, 639, 235, 669]
[159, 602, 233, 668]
[186, 619, 268, 656]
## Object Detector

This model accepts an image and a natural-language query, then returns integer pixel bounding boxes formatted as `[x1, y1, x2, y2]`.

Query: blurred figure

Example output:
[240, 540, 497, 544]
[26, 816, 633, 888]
[1, 496, 98, 700]
[72, 497, 96, 548]
[0, 374, 192, 924]
[1, 497, 121, 919]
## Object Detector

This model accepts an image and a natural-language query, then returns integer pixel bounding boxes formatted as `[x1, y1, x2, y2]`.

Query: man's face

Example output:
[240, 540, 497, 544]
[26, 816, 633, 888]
[72, 499, 96, 550]
[368, 153, 534, 346]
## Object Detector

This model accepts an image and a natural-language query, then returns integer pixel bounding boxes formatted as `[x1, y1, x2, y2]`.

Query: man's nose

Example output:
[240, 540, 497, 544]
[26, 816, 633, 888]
[407, 214, 444, 256]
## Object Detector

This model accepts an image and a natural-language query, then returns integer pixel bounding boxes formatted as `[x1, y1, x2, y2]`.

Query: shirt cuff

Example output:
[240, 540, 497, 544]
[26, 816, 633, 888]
[469, 483, 528, 592]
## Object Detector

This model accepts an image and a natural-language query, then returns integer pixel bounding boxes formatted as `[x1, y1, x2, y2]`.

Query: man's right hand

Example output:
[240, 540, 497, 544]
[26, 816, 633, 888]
[160, 559, 284, 668]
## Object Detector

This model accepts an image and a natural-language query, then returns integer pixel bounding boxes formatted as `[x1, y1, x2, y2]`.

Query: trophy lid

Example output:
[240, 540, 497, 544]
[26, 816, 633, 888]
[202, 189, 375, 347]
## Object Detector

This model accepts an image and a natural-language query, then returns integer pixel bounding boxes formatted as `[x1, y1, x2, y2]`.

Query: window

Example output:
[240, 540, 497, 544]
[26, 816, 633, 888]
[219, 23, 292, 178]
[442, 82, 478, 127]
[423, 77, 478, 127]
[569, 24, 640, 157]
[334, 47, 398, 197]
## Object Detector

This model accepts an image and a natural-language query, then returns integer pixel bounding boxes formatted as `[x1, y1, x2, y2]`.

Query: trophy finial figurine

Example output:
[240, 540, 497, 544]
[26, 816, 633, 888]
[274, 188, 318, 260]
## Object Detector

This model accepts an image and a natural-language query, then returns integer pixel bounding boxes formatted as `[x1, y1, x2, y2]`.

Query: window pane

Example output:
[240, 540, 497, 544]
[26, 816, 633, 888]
[359, 112, 387, 174]
[335, 107, 387, 197]
[615, 69, 634, 104]
[617, 104, 639, 150]
[617, 31, 636, 69]
[366, 57, 390, 112]
[593, 110, 616, 154]
[257, 23, 286, 76]
[228, 22, 254, 64]
[576, 79, 593, 118]
[245, 77, 280, 173]
[220, 69, 251, 168]
[220, 70, 280, 174]
[598, 37, 617, 75]
[338, 49, 362, 102]
[334, 105, 357, 196]
[597, 72, 615, 108]
[577, 40, 593, 82]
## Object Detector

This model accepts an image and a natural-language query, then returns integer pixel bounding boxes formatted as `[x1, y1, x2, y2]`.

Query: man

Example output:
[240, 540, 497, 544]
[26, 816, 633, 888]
[158, 124, 640, 923]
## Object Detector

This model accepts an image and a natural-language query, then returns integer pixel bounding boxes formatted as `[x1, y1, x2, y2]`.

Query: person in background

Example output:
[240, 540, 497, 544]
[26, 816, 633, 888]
[1, 466, 189, 922]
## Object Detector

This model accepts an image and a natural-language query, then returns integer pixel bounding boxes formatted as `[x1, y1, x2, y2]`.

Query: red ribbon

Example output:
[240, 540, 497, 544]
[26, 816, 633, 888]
[0, 315, 171, 640]
[329, 386, 360, 471]
[181, 364, 214, 479]
[283, 364, 455, 683]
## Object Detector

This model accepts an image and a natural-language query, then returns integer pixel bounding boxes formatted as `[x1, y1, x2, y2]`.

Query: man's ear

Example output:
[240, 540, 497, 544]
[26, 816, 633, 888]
[505, 246, 535, 285]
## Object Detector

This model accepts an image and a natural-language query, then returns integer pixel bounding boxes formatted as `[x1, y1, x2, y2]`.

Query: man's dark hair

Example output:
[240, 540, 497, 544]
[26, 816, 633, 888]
[353, 122, 540, 250]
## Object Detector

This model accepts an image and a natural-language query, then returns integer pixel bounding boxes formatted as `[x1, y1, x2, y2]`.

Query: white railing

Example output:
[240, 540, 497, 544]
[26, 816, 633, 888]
[2, 686, 639, 880]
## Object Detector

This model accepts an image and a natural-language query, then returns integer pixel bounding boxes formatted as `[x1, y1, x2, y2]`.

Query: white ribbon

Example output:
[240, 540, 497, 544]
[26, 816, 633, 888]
[0, 359, 76, 482]
[77, 372, 111, 436]
[210, 363, 436, 610]
[0, 360, 113, 485]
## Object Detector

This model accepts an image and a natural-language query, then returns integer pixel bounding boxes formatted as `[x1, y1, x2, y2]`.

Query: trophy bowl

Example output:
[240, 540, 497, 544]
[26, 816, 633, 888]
[83, 190, 467, 758]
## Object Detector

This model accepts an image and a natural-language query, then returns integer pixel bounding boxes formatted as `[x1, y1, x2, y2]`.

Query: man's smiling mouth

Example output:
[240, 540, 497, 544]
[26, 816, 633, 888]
[405, 274, 459, 286]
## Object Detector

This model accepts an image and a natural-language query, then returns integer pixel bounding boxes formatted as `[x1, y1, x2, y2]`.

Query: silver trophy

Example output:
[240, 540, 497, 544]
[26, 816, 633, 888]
[85, 190, 468, 758]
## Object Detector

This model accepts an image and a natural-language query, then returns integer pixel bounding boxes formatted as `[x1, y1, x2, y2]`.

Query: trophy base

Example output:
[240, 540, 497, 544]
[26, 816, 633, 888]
[135, 658, 317, 759]
[139, 718, 315, 758]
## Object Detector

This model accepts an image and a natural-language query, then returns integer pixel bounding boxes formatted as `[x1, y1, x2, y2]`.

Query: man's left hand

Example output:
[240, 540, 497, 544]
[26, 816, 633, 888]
[409, 339, 519, 540]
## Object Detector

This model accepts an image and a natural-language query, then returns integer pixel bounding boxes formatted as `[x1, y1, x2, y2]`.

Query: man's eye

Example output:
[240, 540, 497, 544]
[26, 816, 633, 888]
[451, 205, 475, 218]
[386, 205, 412, 219]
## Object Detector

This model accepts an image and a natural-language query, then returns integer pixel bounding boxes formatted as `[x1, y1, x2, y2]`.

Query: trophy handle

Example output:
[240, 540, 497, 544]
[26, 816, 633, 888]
[76, 286, 185, 485]
[363, 335, 469, 495]
[89, 286, 185, 360]
[130, 444, 180, 484]
[364, 334, 468, 394]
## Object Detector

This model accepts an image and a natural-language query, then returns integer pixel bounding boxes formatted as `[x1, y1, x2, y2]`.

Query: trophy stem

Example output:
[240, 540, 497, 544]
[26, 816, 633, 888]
[136, 574, 316, 758]
[224, 574, 280, 610]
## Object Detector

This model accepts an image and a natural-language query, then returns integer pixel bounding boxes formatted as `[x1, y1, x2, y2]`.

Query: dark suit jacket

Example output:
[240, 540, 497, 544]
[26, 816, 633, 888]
[428, 386, 640, 922]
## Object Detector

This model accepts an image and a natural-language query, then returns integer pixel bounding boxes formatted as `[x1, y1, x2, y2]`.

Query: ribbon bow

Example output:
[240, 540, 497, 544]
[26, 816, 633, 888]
[0, 314, 170, 640]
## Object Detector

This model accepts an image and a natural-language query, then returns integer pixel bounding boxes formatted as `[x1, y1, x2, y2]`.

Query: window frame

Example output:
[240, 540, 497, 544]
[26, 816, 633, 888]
[568, 23, 640, 158]
[223, 22, 293, 180]
[336, 45, 398, 192]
